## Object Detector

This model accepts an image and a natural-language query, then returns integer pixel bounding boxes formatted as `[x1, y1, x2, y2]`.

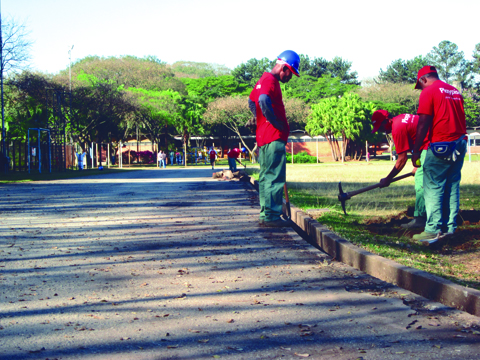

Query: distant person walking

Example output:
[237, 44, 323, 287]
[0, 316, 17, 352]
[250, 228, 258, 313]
[169, 150, 175, 166]
[157, 151, 162, 168]
[76, 151, 86, 170]
[159, 151, 166, 169]
[209, 148, 217, 170]
[176, 151, 182, 165]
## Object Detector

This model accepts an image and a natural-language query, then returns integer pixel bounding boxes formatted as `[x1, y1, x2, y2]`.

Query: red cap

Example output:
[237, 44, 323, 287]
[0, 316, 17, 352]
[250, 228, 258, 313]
[415, 65, 437, 89]
[371, 110, 389, 133]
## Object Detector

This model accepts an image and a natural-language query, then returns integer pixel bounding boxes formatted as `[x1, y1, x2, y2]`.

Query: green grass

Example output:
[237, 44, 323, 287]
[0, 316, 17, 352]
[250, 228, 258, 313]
[247, 160, 480, 289]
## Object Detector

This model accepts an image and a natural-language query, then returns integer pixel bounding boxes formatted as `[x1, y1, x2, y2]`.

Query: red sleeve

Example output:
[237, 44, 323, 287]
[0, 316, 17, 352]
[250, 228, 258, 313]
[417, 88, 434, 116]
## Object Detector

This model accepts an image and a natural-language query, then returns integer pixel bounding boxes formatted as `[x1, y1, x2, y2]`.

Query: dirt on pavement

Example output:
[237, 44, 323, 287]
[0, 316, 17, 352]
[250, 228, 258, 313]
[0, 168, 479, 360]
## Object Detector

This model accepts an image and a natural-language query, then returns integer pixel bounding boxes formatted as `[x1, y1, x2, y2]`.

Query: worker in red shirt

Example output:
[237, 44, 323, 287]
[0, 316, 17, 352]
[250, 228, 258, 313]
[209, 147, 217, 170]
[248, 50, 299, 227]
[227, 147, 242, 172]
[371, 110, 429, 229]
[411, 66, 467, 243]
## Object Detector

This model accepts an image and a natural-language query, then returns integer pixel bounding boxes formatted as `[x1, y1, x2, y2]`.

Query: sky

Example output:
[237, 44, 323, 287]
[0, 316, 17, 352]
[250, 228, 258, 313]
[3, 0, 480, 81]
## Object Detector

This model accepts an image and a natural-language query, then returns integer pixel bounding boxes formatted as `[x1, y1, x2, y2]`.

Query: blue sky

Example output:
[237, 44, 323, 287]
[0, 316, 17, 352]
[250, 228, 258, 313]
[3, 0, 480, 81]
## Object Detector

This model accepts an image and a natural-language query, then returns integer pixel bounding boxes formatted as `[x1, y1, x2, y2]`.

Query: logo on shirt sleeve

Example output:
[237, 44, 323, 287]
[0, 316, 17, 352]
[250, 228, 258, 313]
[256, 85, 261, 89]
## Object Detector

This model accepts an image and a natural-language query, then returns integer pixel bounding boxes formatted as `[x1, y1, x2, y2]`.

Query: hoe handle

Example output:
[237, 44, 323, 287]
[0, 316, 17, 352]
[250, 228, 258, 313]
[347, 172, 414, 198]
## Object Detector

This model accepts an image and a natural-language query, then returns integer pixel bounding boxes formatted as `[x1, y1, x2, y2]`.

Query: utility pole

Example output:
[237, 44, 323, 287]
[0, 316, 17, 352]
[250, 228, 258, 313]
[0, 0, 6, 173]
[68, 45, 74, 92]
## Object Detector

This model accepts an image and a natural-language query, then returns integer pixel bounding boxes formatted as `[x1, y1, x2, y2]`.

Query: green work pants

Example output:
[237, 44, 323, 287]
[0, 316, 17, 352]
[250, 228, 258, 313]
[414, 150, 427, 218]
[258, 140, 286, 222]
[423, 139, 466, 234]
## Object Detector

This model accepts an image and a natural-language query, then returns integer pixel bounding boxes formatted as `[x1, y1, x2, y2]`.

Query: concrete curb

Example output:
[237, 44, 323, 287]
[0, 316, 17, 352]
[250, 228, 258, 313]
[248, 176, 480, 317]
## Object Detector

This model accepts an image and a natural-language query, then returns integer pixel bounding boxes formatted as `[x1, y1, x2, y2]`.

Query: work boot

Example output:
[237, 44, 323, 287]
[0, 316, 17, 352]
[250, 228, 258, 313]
[400, 217, 426, 229]
[264, 218, 293, 228]
[412, 231, 438, 242]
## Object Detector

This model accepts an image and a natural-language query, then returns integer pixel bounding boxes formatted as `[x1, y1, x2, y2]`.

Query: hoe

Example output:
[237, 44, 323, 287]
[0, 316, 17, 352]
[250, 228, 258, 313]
[338, 172, 414, 215]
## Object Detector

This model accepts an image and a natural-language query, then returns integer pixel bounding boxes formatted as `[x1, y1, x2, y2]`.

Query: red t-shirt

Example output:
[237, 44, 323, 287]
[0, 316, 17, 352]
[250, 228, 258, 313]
[209, 150, 216, 160]
[391, 114, 429, 154]
[227, 148, 241, 159]
[417, 80, 466, 143]
[249, 72, 290, 147]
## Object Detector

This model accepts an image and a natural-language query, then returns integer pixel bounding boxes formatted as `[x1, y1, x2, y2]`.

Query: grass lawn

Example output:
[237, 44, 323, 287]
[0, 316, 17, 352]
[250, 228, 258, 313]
[248, 158, 480, 290]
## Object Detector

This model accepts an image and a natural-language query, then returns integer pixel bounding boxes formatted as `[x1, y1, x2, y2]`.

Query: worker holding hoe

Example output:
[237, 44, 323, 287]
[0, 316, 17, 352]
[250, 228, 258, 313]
[248, 50, 299, 228]
[411, 66, 467, 244]
[371, 110, 429, 229]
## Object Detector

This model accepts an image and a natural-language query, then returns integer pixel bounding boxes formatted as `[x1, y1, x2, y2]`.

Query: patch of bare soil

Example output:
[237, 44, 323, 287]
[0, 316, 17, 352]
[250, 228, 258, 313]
[357, 208, 480, 288]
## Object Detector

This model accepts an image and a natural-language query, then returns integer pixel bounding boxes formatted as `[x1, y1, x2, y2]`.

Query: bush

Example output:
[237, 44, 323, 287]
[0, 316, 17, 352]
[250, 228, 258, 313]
[286, 151, 318, 164]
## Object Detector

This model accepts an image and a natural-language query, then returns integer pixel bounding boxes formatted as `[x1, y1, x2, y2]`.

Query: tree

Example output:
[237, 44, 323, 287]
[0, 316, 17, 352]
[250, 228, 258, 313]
[297, 55, 359, 84]
[58, 55, 186, 93]
[203, 96, 252, 153]
[282, 74, 359, 103]
[473, 43, 480, 75]
[378, 56, 429, 84]
[426, 40, 467, 84]
[1, 16, 33, 73]
[127, 88, 182, 148]
[181, 75, 249, 100]
[326, 57, 359, 85]
[170, 61, 231, 78]
[306, 93, 375, 161]
[463, 91, 480, 127]
[356, 80, 420, 115]
[231, 58, 275, 87]
[175, 95, 206, 152]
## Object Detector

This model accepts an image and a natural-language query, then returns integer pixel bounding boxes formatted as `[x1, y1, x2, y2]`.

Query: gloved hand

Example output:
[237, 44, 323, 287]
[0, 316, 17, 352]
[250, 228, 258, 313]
[379, 177, 391, 188]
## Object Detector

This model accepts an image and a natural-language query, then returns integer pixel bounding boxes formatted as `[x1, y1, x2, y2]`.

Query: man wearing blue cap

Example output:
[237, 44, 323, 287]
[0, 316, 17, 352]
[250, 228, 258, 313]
[248, 50, 300, 227]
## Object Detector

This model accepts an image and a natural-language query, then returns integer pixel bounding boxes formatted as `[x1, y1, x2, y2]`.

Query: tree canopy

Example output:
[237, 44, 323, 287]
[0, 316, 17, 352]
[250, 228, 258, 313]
[378, 56, 429, 84]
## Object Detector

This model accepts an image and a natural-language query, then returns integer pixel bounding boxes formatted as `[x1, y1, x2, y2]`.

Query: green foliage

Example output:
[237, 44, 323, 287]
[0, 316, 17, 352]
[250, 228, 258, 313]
[356, 81, 420, 115]
[127, 87, 183, 144]
[463, 91, 480, 127]
[426, 40, 471, 86]
[378, 56, 429, 84]
[306, 93, 377, 160]
[181, 75, 249, 99]
[473, 43, 480, 75]
[62, 55, 186, 93]
[231, 57, 275, 87]
[286, 151, 318, 163]
[282, 74, 359, 103]
[298, 55, 359, 84]
[233, 55, 359, 88]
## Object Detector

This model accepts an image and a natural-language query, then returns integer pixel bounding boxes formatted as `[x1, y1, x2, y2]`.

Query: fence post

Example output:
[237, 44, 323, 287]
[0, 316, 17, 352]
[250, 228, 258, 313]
[91, 143, 94, 169]
[291, 140, 294, 165]
[468, 134, 471, 163]
[316, 137, 318, 163]
[366, 141, 369, 162]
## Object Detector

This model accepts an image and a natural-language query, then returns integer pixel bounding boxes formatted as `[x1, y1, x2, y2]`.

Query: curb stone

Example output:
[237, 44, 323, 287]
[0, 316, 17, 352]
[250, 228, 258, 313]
[248, 176, 480, 317]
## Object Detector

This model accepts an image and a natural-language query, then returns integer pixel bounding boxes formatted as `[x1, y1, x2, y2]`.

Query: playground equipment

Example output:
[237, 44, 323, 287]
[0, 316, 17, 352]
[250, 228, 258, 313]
[28, 128, 51, 174]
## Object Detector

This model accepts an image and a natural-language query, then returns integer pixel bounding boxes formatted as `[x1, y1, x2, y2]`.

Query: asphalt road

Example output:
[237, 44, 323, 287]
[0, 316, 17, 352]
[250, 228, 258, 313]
[0, 168, 479, 360]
